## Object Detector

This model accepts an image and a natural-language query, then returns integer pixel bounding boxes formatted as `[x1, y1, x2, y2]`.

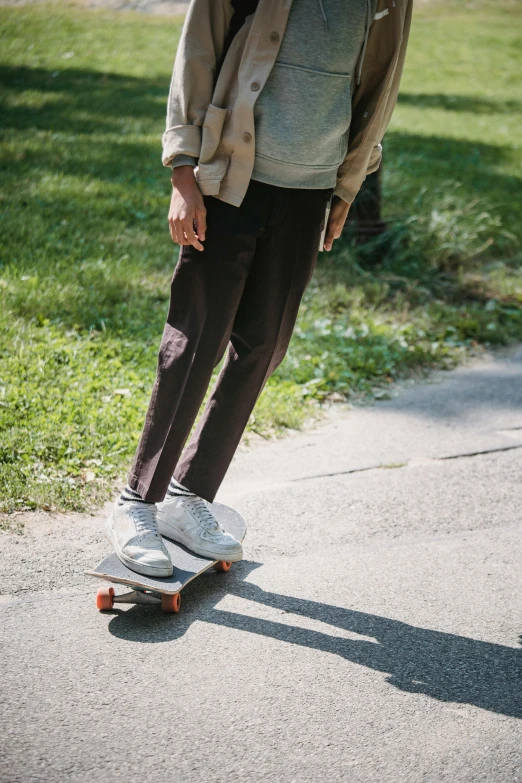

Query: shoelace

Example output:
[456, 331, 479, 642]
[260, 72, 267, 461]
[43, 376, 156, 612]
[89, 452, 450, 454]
[184, 497, 222, 534]
[132, 504, 161, 540]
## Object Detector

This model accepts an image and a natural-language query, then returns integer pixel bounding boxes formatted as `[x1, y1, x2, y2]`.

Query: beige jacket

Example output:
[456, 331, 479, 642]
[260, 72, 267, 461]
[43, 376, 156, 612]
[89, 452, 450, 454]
[162, 0, 413, 207]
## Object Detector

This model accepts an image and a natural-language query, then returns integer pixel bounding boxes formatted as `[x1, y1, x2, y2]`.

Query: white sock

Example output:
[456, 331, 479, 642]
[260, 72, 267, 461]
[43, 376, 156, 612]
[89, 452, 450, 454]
[166, 477, 195, 499]
[118, 484, 153, 506]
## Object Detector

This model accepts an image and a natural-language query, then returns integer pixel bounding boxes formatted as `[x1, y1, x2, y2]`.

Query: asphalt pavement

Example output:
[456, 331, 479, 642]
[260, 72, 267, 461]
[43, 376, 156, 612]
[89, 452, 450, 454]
[1, 347, 521, 782]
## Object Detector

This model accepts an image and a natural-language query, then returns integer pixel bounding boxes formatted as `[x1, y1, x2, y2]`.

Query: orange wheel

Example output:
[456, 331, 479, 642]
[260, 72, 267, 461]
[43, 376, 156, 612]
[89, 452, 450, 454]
[162, 592, 181, 614]
[96, 586, 115, 611]
[214, 561, 232, 573]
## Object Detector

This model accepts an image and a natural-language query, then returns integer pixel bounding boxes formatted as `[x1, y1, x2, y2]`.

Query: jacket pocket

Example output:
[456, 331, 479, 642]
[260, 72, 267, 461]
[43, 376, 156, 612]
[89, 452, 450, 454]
[197, 104, 230, 187]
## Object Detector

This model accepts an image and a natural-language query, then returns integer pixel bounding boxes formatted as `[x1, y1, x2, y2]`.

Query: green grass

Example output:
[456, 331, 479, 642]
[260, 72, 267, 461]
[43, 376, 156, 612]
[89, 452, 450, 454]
[0, 0, 521, 515]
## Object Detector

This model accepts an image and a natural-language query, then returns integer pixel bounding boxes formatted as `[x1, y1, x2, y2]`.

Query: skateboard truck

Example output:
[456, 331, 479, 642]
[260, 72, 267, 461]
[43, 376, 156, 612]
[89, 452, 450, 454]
[95, 560, 233, 615]
[96, 585, 182, 613]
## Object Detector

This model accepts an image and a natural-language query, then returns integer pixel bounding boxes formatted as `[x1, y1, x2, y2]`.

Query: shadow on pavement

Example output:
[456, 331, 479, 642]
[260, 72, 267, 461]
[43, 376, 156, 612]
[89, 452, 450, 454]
[107, 560, 522, 720]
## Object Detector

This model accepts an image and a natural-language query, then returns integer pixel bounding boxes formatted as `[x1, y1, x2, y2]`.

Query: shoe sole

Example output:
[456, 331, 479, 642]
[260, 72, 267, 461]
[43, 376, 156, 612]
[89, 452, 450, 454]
[157, 522, 243, 562]
[105, 520, 173, 578]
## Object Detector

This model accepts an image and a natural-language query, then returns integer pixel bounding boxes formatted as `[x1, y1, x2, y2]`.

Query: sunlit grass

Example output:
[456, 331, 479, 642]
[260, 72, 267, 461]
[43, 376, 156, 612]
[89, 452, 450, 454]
[0, 1, 521, 515]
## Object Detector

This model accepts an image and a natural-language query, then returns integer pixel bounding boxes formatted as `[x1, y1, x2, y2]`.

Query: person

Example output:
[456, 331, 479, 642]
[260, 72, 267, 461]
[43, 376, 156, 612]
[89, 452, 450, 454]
[105, 0, 413, 577]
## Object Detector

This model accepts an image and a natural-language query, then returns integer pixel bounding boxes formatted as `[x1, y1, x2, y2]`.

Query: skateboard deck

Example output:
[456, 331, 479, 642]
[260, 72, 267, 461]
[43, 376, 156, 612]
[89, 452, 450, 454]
[85, 502, 246, 614]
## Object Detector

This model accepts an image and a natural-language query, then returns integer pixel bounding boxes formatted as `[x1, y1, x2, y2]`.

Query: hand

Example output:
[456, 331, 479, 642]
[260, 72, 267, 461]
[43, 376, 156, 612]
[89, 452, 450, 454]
[168, 165, 207, 251]
[323, 196, 350, 251]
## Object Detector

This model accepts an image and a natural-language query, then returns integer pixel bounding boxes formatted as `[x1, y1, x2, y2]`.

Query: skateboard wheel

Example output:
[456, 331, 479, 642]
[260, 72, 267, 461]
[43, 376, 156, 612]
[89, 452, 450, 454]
[214, 561, 232, 573]
[162, 592, 181, 614]
[96, 586, 115, 611]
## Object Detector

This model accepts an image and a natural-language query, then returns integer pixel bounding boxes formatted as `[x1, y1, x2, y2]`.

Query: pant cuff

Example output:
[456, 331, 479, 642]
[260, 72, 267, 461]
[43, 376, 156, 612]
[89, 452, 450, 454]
[127, 473, 165, 504]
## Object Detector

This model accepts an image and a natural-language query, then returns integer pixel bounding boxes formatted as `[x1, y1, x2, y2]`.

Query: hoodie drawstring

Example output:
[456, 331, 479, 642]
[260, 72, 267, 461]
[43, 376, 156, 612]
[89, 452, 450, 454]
[318, 0, 328, 29]
[317, 0, 373, 84]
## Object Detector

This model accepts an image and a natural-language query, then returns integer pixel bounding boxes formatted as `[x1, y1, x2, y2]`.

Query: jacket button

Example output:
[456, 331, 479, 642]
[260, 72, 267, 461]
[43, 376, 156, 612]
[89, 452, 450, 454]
[243, 132, 252, 143]
[269, 31, 280, 43]
[251, 81, 260, 91]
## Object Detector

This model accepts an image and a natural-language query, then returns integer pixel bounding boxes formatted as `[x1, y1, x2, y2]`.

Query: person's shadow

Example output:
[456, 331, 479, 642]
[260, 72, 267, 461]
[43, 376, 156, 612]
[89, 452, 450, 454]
[107, 561, 522, 719]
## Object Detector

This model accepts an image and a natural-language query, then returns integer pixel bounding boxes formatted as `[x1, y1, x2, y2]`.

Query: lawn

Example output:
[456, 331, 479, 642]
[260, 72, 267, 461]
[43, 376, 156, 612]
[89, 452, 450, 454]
[0, 0, 521, 516]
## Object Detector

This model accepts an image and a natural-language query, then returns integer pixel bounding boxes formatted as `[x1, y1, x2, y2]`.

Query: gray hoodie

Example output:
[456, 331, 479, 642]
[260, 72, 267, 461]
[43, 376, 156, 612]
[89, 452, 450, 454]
[251, 0, 378, 189]
[165, 0, 412, 206]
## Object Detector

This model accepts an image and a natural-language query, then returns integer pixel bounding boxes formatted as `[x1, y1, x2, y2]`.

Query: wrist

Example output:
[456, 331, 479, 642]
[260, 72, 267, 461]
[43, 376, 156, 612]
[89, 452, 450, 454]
[171, 164, 196, 184]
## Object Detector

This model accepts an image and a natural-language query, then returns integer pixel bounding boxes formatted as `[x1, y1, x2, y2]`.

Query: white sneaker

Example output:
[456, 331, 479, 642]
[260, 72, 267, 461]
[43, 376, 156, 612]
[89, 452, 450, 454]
[105, 500, 173, 578]
[157, 495, 243, 562]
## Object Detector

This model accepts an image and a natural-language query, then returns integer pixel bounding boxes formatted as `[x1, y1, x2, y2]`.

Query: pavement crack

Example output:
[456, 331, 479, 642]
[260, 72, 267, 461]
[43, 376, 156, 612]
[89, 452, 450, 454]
[290, 443, 522, 484]
[438, 443, 522, 461]
[291, 464, 380, 482]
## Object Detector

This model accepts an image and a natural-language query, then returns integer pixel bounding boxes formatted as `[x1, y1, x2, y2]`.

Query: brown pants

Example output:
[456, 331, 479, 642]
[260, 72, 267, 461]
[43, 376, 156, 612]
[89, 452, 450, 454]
[128, 178, 332, 503]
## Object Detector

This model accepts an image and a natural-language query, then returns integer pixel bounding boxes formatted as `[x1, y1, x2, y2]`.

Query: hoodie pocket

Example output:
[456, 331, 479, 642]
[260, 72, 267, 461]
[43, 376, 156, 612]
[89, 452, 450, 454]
[253, 63, 351, 168]
[197, 104, 230, 185]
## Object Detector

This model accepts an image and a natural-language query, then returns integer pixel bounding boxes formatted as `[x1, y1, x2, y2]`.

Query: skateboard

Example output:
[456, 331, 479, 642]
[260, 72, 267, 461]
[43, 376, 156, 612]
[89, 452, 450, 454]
[85, 502, 246, 614]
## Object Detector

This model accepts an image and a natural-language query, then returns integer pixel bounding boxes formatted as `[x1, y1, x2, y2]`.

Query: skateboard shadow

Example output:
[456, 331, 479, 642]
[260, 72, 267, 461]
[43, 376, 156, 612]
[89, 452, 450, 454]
[107, 560, 522, 719]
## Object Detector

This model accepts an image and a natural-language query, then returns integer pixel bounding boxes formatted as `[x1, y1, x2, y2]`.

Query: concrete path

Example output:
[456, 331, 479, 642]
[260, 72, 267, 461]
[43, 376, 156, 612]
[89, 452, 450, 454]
[1, 348, 522, 782]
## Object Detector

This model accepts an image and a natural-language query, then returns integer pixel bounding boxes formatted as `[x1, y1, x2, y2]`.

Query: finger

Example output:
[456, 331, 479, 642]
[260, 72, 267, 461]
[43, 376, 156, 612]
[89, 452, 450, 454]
[168, 219, 179, 244]
[183, 217, 204, 251]
[195, 208, 207, 242]
[174, 219, 189, 245]
[323, 222, 337, 252]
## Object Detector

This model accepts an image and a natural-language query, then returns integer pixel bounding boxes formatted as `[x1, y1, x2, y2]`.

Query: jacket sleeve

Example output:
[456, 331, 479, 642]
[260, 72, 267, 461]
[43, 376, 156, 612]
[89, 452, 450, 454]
[334, 0, 413, 204]
[162, 0, 234, 167]
[366, 142, 382, 176]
